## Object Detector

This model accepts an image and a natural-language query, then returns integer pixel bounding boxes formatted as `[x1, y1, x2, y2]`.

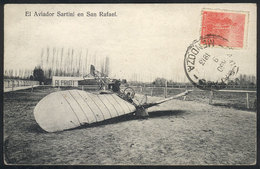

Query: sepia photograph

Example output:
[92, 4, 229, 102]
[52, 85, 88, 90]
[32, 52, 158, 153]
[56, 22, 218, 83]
[3, 3, 257, 165]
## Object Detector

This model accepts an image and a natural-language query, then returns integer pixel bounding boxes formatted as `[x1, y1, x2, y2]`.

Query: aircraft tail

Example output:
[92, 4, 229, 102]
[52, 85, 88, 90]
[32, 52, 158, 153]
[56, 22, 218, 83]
[142, 90, 192, 109]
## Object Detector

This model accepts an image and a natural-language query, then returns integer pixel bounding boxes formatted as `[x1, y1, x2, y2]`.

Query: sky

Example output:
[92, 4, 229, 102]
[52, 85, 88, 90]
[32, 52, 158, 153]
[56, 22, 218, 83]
[4, 4, 257, 82]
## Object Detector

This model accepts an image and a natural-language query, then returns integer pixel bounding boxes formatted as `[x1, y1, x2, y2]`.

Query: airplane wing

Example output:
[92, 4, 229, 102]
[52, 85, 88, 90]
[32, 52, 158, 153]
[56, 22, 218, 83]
[34, 90, 136, 132]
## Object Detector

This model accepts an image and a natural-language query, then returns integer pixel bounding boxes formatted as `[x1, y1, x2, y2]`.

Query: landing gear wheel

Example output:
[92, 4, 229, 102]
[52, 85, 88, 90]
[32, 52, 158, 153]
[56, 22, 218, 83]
[123, 87, 135, 99]
[136, 106, 149, 117]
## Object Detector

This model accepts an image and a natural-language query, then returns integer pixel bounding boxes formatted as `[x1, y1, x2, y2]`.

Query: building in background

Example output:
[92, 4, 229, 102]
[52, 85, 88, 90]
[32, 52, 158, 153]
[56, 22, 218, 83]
[52, 76, 84, 87]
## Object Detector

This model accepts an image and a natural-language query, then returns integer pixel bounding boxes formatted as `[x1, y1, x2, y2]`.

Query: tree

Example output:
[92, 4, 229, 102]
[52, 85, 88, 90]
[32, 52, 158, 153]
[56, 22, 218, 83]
[33, 66, 45, 85]
[153, 78, 167, 87]
[234, 78, 240, 85]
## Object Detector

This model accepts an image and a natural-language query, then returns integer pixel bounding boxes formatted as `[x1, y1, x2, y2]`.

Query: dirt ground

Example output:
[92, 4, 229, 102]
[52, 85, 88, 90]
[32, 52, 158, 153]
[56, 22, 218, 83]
[3, 87, 256, 165]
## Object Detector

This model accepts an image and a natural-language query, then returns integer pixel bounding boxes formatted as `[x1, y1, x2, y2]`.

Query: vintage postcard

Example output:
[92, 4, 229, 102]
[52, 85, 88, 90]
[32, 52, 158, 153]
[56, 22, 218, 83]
[3, 4, 257, 165]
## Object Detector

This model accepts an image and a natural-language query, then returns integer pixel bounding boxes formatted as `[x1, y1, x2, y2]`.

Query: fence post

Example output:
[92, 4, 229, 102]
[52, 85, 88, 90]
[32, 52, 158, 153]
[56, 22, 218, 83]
[246, 93, 249, 109]
[209, 90, 213, 104]
[12, 80, 14, 91]
[31, 85, 34, 92]
[164, 80, 167, 98]
[82, 85, 84, 91]
[150, 86, 153, 96]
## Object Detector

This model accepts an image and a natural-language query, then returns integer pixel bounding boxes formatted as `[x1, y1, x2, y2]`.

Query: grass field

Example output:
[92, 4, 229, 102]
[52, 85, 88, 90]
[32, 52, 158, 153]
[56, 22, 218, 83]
[3, 86, 257, 165]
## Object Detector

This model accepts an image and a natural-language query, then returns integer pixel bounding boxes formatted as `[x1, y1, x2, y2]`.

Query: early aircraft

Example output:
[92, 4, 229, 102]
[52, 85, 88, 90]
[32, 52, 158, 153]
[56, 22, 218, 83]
[34, 65, 191, 132]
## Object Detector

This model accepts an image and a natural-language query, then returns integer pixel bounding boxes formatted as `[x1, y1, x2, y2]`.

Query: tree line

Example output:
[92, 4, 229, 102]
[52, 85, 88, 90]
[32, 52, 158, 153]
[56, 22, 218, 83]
[129, 74, 256, 88]
[40, 47, 110, 78]
[4, 47, 110, 81]
[4, 69, 34, 80]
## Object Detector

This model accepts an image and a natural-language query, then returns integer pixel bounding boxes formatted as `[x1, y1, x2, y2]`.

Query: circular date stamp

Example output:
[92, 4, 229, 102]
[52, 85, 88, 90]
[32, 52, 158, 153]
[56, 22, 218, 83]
[184, 34, 239, 90]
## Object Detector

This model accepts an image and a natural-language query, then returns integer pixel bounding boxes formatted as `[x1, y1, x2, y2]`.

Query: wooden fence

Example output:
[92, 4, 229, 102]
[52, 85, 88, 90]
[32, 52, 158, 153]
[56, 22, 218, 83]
[211, 90, 257, 109]
[130, 85, 256, 110]
[4, 82, 256, 110]
[4, 79, 39, 92]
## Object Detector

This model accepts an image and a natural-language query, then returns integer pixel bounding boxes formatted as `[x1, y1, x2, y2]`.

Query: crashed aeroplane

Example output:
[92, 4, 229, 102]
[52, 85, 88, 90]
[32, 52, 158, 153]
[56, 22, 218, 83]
[34, 89, 190, 132]
[34, 65, 191, 132]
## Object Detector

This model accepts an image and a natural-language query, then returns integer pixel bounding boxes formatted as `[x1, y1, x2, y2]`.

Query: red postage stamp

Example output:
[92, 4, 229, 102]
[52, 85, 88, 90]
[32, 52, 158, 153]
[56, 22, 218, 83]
[201, 9, 248, 48]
